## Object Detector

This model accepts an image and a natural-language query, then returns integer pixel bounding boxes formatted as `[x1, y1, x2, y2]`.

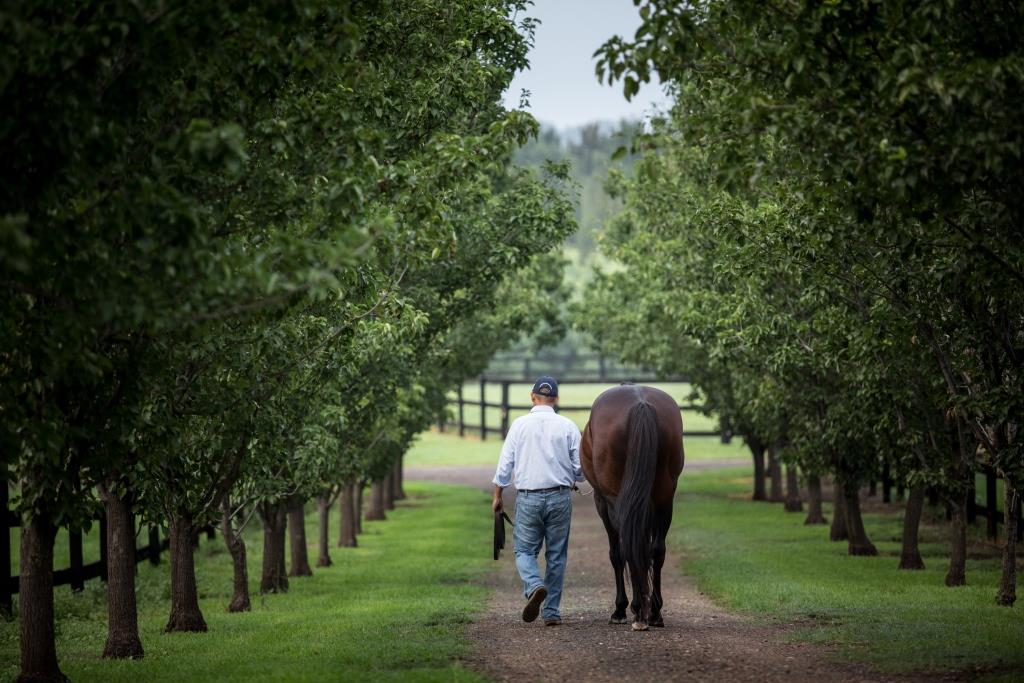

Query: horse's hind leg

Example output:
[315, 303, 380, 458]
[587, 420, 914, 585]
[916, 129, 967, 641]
[649, 504, 673, 627]
[595, 493, 629, 624]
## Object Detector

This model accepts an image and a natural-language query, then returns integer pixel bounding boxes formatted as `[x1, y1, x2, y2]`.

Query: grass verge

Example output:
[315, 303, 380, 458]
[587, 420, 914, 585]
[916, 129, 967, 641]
[0, 482, 491, 683]
[674, 468, 1024, 679]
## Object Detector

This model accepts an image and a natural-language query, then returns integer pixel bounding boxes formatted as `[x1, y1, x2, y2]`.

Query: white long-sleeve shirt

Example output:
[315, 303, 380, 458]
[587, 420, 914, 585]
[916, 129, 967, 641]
[492, 405, 584, 490]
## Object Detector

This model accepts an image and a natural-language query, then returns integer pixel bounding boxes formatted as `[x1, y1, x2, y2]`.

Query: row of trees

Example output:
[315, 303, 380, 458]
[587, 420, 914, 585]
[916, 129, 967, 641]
[581, 0, 1021, 605]
[1, 2, 573, 681]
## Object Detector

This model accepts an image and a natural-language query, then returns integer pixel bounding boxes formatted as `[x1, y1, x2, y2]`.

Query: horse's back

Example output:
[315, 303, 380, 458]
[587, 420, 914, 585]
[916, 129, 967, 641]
[582, 385, 684, 504]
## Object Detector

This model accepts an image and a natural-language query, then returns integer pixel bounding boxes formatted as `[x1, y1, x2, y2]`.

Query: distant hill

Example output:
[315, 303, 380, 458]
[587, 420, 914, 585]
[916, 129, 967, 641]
[488, 121, 642, 364]
[514, 121, 641, 260]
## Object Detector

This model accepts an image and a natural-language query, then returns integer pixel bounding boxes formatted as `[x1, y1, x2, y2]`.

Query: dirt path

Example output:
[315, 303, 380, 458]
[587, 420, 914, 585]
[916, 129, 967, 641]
[407, 464, 957, 683]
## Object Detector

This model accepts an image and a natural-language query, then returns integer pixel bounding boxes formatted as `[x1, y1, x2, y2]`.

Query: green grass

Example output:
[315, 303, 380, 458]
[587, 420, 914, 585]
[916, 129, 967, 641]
[0, 483, 491, 682]
[674, 468, 1024, 678]
[405, 431, 504, 468]
[404, 430, 748, 470]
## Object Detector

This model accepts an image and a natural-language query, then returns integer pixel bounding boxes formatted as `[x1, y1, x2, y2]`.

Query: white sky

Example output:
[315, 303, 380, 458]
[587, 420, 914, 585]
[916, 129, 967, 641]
[502, 0, 669, 131]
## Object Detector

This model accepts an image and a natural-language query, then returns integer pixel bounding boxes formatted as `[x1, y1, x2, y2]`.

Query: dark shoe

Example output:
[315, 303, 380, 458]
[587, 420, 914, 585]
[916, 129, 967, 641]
[522, 586, 548, 623]
[544, 618, 562, 626]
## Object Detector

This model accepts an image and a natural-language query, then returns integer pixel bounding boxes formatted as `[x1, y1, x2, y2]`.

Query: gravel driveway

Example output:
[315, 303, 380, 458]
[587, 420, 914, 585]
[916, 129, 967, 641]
[406, 463, 959, 683]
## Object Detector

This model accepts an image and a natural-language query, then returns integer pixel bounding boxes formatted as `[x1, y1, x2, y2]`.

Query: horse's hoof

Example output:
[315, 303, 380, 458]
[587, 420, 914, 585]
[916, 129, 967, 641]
[609, 616, 629, 625]
[631, 621, 649, 631]
[650, 618, 665, 628]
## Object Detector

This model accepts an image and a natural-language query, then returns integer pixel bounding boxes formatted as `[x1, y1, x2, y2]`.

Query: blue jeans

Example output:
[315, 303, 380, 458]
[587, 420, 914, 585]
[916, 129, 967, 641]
[513, 488, 572, 620]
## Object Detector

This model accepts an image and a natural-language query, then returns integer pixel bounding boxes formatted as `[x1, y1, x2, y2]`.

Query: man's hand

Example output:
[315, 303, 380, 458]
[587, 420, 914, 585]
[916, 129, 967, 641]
[492, 484, 504, 513]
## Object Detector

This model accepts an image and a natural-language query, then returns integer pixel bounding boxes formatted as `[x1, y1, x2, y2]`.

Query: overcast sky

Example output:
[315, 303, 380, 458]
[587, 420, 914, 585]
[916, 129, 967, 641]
[502, 0, 668, 131]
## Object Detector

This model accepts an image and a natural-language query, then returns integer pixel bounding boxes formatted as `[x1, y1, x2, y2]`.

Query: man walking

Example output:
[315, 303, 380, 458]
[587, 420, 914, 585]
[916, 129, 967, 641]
[492, 375, 584, 625]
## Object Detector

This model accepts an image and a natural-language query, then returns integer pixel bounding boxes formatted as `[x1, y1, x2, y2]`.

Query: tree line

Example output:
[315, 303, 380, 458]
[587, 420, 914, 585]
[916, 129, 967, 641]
[0, 2, 573, 681]
[579, 0, 1022, 606]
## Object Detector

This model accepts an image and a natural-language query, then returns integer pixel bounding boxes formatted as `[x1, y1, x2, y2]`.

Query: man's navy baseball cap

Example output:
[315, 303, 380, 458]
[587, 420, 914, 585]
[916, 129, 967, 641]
[532, 375, 558, 398]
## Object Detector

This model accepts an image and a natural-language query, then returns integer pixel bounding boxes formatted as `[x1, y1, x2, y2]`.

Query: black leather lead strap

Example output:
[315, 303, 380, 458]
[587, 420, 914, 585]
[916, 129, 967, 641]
[493, 510, 513, 560]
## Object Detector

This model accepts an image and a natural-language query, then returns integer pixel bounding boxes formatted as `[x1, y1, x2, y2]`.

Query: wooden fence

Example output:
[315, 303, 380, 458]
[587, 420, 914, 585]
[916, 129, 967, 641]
[441, 376, 730, 442]
[481, 352, 683, 384]
[1, 477, 215, 614]
[866, 466, 1021, 542]
[446, 373, 1019, 544]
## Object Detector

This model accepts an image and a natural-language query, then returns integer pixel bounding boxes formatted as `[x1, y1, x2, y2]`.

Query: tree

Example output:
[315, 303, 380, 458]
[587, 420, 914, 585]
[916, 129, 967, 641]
[598, 0, 1023, 597]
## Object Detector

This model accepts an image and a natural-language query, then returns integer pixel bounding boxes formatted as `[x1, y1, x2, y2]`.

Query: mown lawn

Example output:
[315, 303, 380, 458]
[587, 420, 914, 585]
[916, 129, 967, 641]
[405, 429, 748, 469]
[674, 468, 1024, 680]
[0, 483, 491, 682]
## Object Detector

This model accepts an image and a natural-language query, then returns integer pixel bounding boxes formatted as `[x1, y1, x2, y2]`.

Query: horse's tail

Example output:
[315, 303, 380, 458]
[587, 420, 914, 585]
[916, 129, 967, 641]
[617, 400, 658, 623]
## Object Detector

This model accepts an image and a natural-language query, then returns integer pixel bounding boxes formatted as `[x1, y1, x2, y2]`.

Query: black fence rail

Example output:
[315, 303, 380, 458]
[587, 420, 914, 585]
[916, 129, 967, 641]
[1, 478, 215, 614]
[866, 467, 1020, 542]
[968, 467, 1021, 542]
[482, 352, 688, 384]
[441, 376, 729, 442]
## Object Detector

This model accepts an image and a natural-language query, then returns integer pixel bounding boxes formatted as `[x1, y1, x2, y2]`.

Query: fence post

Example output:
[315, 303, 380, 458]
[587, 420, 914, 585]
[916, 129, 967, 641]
[0, 469, 10, 616]
[524, 357, 530, 381]
[457, 385, 465, 437]
[149, 525, 161, 566]
[479, 377, 487, 441]
[69, 527, 84, 593]
[99, 511, 108, 582]
[986, 467, 998, 540]
[599, 355, 607, 381]
[500, 381, 510, 439]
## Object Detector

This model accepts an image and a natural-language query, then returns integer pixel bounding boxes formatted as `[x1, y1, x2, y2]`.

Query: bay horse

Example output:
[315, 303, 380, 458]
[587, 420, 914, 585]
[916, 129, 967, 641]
[581, 384, 684, 631]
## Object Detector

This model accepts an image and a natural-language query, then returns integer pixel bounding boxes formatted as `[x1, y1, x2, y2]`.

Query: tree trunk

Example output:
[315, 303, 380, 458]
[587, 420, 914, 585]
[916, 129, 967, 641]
[287, 496, 313, 577]
[220, 499, 251, 612]
[784, 464, 803, 512]
[383, 469, 395, 511]
[165, 514, 208, 632]
[355, 483, 364, 534]
[844, 486, 878, 556]
[316, 495, 332, 567]
[259, 502, 288, 594]
[829, 480, 849, 541]
[365, 479, 387, 521]
[17, 516, 66, 682]
[767, 448, 783, 502]
[898, 485, 926, 570]
[388, 461, 400, 503]
[804, 475, 827, 525]
[394, 455, 406, 500]
[339, 482, 357, 547]
[338, 484, 347, 547]
[750, 439, 767, 501]
[101, 492, 144, 658]
[881, 462, 892, 504]
[996, 483, 1018, 606]
[945, 488, 968, 586]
